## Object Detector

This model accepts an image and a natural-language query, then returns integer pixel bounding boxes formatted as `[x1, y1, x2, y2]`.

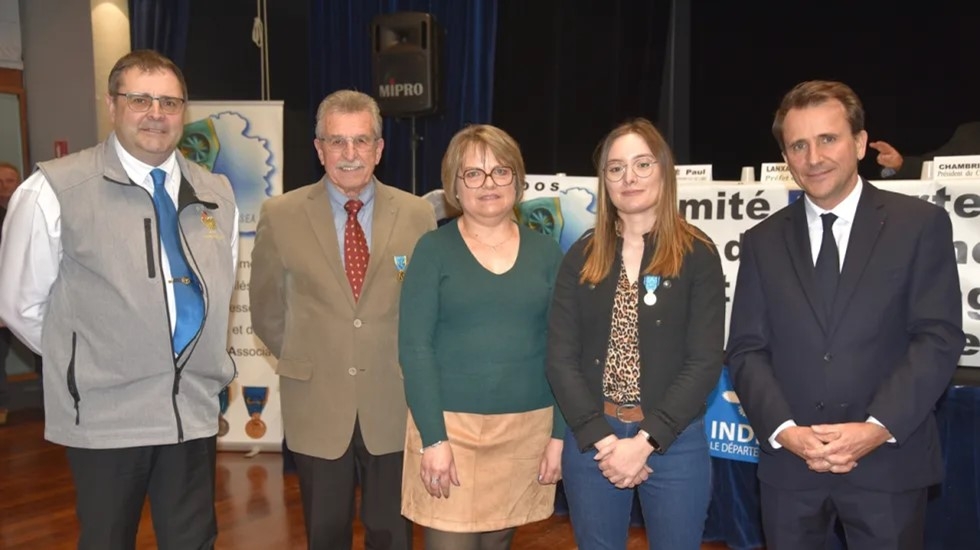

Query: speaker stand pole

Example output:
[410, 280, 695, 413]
[409, 116, 420, 196]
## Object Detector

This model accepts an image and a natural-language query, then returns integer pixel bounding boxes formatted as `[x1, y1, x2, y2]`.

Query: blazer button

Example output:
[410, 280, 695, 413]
[594, 358, 600, 365]
[348, 367, 357, 376]
[353, 319, 363, 328]
[662, 280, 671, 288]
[823, 353, 832, 362]
[816, 402, 825, 410]
[655, 319, 662, 326]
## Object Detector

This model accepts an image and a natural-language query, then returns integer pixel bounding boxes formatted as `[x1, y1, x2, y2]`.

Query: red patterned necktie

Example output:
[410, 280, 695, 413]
[344, 199, 369, 301]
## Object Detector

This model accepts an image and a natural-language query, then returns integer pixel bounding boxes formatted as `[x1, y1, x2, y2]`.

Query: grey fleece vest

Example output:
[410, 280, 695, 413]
[37, 135, 237, 449]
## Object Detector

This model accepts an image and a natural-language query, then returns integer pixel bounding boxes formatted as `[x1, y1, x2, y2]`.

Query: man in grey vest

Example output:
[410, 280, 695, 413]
[0, 50, 239, 550]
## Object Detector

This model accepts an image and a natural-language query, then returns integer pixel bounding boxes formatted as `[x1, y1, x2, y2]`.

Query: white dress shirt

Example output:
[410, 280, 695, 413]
[0, 140, 239, 354]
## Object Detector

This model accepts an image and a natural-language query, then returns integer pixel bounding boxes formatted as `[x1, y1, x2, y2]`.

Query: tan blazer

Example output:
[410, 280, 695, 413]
[249, 178, 436, 459]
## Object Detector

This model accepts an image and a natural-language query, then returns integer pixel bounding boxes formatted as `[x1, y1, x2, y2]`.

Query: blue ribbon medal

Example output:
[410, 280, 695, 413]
[243, 386, 269, 439]
[218, 385, 232, 437]
[643, 275, 662, 306]
[394, 255, 408, 281]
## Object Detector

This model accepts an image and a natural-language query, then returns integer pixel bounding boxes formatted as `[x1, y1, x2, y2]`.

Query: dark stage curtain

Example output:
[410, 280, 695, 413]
[129, 0, 191, 69]
[309, 0, 498, 196]
[925, 385, 980, 549]
[492, 0, 671, 177]
[704, 458, 764, 550]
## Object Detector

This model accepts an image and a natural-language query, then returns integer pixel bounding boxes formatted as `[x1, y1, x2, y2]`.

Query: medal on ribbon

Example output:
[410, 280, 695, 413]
[643, 274, 662, 306]
[218, 384, 233, 437]
[394, 255, 407, 282]
[243, 386, 269, 439]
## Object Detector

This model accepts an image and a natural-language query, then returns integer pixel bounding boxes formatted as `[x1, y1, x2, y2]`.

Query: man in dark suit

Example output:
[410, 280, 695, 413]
[726, 80, 964, 549]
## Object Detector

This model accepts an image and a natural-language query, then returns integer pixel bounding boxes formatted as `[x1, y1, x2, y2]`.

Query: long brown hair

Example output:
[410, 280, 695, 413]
[580, 118, 711, 284]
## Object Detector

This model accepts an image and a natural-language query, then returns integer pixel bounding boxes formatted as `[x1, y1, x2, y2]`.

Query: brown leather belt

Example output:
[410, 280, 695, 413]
[604, 401, 644, 422]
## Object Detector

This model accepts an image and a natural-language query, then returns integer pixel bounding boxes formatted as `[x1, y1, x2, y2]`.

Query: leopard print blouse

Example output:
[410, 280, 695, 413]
[602, 261, 642, 404]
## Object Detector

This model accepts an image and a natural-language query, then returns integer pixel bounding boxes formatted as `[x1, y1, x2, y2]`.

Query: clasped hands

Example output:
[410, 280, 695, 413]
[776, 422, 892, 474]
[593, 433, 654, 489]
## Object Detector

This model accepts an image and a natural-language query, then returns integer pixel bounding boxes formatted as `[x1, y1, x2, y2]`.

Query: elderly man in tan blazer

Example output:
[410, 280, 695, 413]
[250, 90, 436, 550]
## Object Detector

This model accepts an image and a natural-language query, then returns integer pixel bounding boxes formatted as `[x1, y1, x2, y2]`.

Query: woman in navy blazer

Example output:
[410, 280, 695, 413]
[546, 118, 725, 549]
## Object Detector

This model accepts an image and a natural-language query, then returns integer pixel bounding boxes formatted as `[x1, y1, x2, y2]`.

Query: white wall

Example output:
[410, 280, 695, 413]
[0, 0, 22, 69]
[91, 0, 129, 141]
[20, 0, 98, 166]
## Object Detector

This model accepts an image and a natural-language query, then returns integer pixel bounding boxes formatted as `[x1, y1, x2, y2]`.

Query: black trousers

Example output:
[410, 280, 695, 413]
[761, 479, 928, 550]
[66, 436, 218, 550]
[291, 419, 412, 550]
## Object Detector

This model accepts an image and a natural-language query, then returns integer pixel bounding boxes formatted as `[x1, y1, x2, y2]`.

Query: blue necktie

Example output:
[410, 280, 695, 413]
[151, 168, 204, 354]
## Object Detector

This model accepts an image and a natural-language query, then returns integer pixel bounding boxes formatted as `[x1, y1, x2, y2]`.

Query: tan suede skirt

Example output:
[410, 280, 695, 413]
[401, 407, 557, 532]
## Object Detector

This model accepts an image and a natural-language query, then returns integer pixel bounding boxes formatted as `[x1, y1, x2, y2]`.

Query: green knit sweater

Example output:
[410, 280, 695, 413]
[399, 219, 566, 446]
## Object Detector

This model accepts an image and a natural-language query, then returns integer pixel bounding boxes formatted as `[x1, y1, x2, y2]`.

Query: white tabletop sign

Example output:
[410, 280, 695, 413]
[760, 162, 796, 185]
[675, 164, 713, 182]
[932, 155, 980, 180]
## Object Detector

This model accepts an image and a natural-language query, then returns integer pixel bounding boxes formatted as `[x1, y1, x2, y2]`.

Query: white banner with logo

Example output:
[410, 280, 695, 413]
[521, 174, 980, 463]
[182, 101, 283, 452]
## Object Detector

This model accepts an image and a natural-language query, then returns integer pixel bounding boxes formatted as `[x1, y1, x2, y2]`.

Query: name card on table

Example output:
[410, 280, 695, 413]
[759, 162, 795, 185]
[933, 155, 980, 180]
[675, 164, 713, 182]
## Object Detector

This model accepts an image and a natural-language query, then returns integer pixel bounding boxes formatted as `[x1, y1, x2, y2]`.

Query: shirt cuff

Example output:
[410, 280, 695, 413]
[866, 416, 897, 443]
[769, 419, 797, 449]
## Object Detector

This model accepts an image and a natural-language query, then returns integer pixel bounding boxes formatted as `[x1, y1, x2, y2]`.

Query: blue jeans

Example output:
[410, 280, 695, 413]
[562, 415, 712, 550]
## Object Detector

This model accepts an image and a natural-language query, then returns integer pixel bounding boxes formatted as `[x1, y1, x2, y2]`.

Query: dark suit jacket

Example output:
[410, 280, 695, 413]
[726, 182, 964, 492]
[892, 121, 980, 179]
[547, 229, 725, 453]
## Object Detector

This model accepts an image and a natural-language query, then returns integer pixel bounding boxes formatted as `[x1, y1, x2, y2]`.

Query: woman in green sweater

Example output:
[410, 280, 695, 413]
[398, 124, 565, 550]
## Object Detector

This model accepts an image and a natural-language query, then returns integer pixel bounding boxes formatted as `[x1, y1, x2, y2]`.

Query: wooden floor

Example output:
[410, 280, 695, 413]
[0, 408, 731, 549]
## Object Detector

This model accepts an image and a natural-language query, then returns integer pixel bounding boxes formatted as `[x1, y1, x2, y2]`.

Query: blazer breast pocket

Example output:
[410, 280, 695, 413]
[277, 358, 313, 381]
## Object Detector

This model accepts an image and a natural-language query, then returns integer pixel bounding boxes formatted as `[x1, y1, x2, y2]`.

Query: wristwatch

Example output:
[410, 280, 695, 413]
[638, 429, 660, 451]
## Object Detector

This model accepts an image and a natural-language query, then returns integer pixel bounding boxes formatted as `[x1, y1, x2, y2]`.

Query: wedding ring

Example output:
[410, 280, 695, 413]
[430, 477, 440, 485]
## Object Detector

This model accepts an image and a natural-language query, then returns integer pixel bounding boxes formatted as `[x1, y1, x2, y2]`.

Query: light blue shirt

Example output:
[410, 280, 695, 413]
[326, 178, 375, 270]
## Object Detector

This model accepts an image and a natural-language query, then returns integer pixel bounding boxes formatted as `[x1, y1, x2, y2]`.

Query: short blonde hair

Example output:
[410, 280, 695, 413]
[441, 124, 525, 211]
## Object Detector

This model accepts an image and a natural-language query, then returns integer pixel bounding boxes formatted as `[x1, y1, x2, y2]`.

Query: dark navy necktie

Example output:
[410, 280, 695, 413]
[814, 212, 840, 319]
[151, 168, 204, 354]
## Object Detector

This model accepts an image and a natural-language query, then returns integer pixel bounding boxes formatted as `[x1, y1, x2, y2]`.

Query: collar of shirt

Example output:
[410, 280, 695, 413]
[326, 178, 376, 266]
[802, 177, 863, 266]
[803, 177, 863, 230]
[112, 135, 181, 202]
[326, 177, 376, 220]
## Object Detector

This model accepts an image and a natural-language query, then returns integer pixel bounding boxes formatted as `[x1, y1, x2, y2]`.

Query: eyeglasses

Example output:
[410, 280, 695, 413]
[604, 157, 657, 182]
[112, 92, 186, 115]
[457, 166, 515, 189]
[319, 135, 380, 152]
